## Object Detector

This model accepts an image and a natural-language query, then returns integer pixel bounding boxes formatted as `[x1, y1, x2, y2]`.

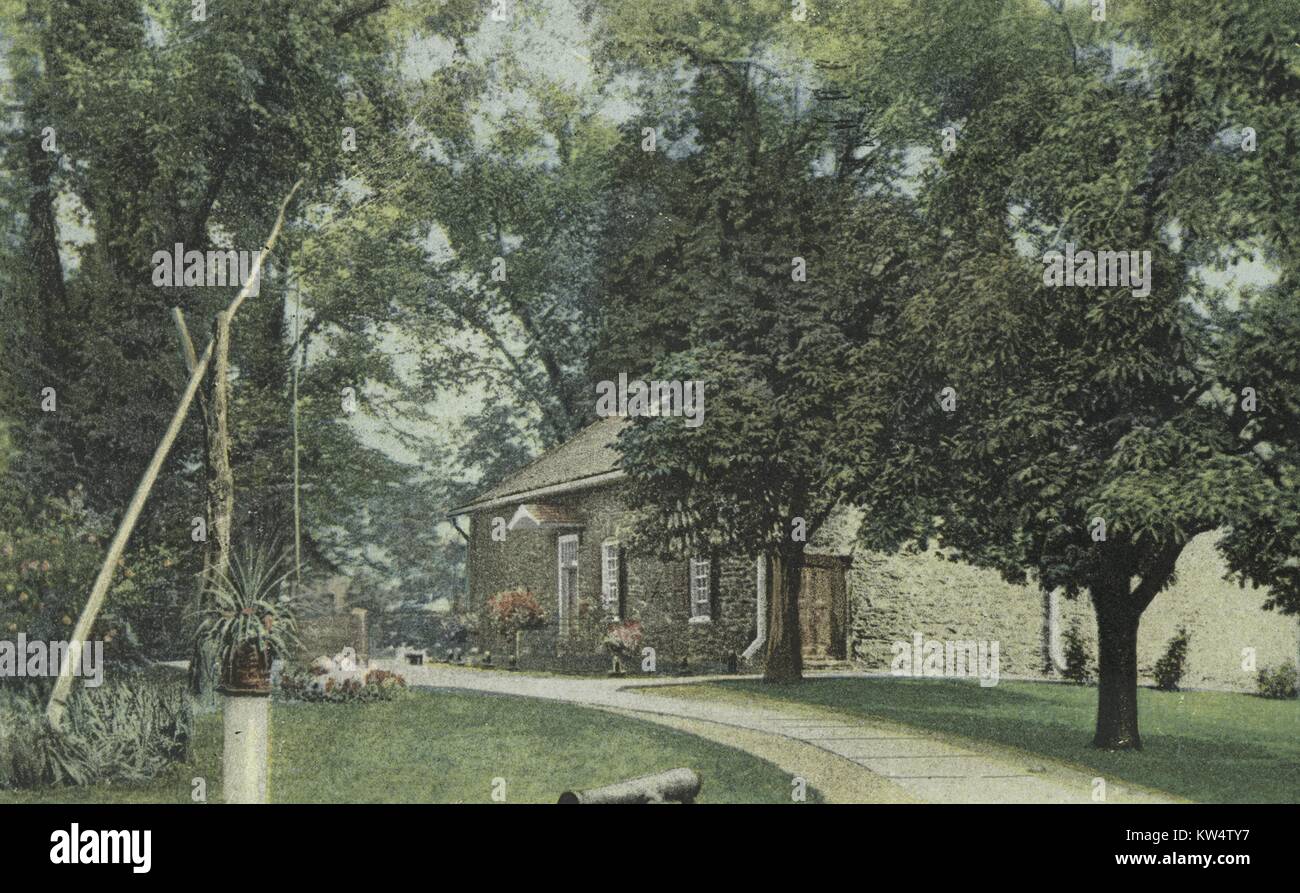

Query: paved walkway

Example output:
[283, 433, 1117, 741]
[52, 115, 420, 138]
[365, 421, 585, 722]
[372, 661, 1184, 804]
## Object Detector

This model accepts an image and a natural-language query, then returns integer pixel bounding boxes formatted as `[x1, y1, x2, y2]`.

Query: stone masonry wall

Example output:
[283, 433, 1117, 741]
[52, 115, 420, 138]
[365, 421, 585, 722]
[847, 533, 1299, 692]
[467, 485, 760, 675]
[467, 491, 1298, 689]
[848, 548, 1044, 678]
[1052, 533, 1299, 692]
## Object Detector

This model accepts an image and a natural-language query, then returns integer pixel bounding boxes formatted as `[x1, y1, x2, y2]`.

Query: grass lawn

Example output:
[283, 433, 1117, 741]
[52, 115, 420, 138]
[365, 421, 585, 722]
[0, 688, 812, 804]
[651, 677, 1300, 803]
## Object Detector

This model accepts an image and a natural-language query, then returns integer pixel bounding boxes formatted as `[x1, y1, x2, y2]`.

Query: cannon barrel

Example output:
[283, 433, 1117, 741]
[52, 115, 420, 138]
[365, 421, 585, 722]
[558, 768, 701, 804]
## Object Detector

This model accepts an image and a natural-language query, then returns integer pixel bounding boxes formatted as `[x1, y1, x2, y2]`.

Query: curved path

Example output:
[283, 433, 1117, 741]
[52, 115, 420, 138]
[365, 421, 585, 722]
[373, 661, 1184, 804]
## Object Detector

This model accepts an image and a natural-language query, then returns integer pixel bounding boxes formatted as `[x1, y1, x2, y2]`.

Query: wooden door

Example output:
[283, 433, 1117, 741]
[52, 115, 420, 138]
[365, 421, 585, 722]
[799, 558, 847, 660]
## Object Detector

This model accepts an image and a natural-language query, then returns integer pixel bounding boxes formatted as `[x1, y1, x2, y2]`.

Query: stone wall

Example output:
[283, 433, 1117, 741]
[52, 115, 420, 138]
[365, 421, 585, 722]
[295, 608, 368, 665]
[466, 493, 1299, 689]
[845, 534, 1299, 692]
[1053, 534, 1299, 692]
[847, 548, 1044, 678]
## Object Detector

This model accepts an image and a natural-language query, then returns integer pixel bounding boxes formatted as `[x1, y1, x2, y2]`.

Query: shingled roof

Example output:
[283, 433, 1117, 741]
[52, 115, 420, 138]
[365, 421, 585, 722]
[450, 417, 630, 515]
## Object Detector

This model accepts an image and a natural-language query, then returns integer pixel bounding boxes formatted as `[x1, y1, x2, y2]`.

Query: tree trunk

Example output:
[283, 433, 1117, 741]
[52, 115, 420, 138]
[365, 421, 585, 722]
[1090, 581, 1142, 750]
[207, 310, 235, 584]
[292, 288, 302, 590]
[172, 309, 215, 698]
[25, 127, 67, 309]
[763, 548, 803, 683]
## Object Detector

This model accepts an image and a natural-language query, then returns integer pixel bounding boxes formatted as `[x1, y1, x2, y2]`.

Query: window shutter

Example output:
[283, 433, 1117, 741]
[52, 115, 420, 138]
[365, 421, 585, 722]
[709, 554, 720, 620]
[618, 545, 628, 618]
[601, 540, 622, 619]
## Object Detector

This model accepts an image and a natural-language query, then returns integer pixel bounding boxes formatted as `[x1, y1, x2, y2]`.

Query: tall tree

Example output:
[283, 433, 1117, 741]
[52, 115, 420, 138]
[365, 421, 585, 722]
[0, 0, 463, 654]
[844, 0, 1300, 748]
[594, 1, 926, 681]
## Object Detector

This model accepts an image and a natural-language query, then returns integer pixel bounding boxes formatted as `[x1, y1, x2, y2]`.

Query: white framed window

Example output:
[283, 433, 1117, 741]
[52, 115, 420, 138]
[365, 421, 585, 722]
[558, 534, 579, 638]
[601, 540, 621, 617]
[689, 557, 711, 621]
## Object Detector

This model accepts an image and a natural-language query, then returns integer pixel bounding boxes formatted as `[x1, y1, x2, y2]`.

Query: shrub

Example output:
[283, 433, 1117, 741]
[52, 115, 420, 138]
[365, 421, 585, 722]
[602, 620, 644, 658]
[0, 488, 183, 665]
[1062, 623, 1094, 685]
[486, 589, 546, 637]
[1153, 626, 1191, 691]
[1256, 661, 1299, 700]
[0, 676, 192, 789]
[375, 609, 471, 656]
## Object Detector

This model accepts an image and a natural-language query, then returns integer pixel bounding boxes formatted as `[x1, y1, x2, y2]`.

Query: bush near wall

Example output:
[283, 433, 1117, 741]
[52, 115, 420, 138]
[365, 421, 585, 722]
[1256, 661, 1299, 699]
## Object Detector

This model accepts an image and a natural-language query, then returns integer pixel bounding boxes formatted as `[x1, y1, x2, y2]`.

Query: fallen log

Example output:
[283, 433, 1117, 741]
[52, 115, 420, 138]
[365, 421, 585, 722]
[558, 768, 700, 804]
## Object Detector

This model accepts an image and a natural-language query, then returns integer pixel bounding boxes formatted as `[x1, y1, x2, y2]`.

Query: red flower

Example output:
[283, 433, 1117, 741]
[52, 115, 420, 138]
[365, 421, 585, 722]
[603, 620, 644, 656]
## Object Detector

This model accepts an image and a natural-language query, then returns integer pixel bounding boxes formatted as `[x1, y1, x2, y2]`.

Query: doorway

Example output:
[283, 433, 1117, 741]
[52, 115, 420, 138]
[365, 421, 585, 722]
[799, 555, 849, 661]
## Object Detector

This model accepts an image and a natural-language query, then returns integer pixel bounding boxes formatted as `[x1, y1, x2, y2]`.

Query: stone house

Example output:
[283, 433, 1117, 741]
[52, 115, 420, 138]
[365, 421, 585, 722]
[450, 417, 1300, 689]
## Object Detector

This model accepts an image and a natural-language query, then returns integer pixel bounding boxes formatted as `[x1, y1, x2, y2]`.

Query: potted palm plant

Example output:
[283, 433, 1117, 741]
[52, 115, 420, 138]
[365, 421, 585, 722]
[195, 545, 299, 695]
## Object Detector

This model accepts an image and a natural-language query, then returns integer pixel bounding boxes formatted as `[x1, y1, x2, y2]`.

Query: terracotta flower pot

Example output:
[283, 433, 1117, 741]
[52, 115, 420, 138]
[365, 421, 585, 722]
[222, 642, 271, 695]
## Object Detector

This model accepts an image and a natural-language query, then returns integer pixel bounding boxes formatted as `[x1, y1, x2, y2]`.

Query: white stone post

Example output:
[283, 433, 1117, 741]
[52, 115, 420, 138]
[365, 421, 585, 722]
[223, 693, 270, 803]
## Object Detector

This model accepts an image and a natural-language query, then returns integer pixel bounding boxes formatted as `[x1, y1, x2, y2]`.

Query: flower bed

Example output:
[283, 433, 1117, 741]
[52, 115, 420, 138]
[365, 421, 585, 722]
[278, 667, 407, 703]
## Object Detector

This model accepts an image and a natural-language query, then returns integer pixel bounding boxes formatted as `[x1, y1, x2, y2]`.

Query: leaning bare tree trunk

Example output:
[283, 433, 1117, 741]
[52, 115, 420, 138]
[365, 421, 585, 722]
[172, 308, 217, 698]
[46, 179, 302, 729]
[763, 548, 804, 684]
[191, 310, 234, 697]
[1091, 581, 1143, 750]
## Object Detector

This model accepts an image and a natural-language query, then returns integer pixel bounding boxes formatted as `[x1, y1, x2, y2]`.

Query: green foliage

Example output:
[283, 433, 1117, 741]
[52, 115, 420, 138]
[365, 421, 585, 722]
[0, 0, 484, 653]
[598, 8, 927, 565]
[0, 676, 192, 789]
[1, 0, 1296, 739]
[1152, 627, 1191, 692]
[826, 0, 1300, 744]
[373, 608, 471, 656]
[1255, 661, 1299, 700]
[0, 488, 179, 661]
[1062, 624, 1095, 686]
[850, 0, 1300, 613]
